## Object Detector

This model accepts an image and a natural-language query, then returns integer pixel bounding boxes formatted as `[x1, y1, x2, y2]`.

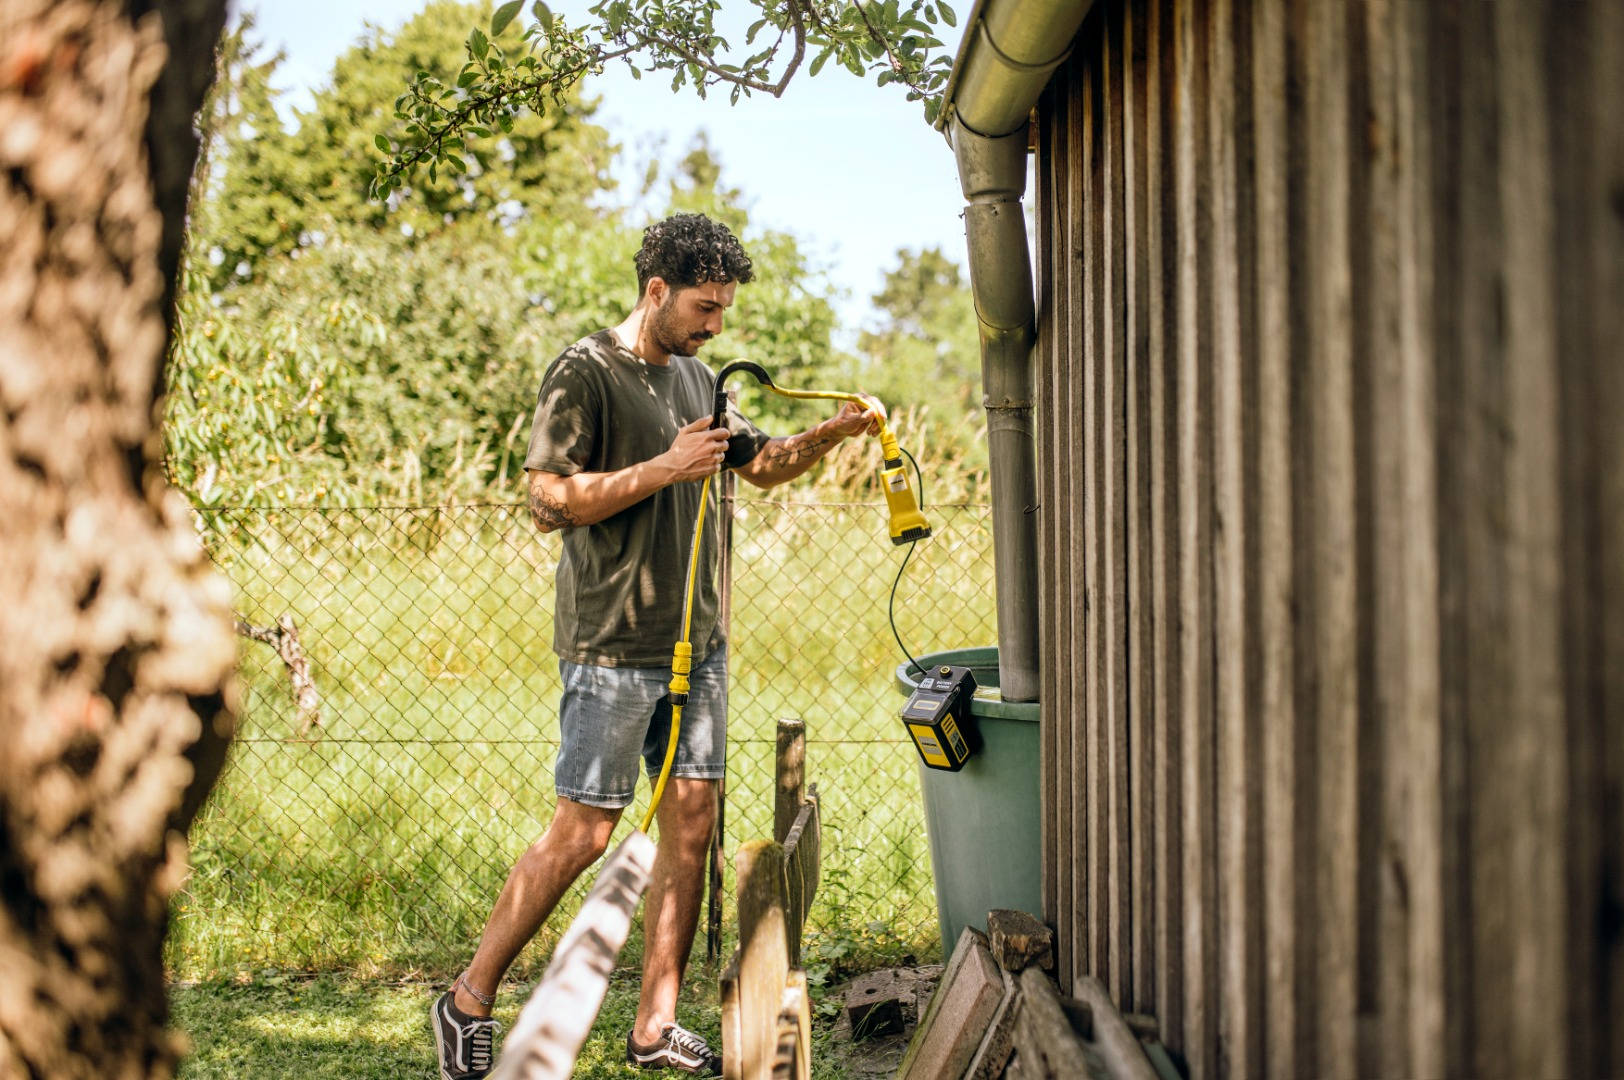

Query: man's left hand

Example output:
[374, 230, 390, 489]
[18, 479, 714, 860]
[828, 394, 884, 439]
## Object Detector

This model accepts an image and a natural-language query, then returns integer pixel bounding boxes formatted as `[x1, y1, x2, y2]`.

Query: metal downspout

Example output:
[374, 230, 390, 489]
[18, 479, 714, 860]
[957, 125, 1041, 702]
[944, 0, 1093, 703]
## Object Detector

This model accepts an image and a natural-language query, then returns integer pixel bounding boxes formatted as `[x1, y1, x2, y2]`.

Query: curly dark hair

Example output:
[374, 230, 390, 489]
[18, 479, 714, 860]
[634, 213, 755, 297]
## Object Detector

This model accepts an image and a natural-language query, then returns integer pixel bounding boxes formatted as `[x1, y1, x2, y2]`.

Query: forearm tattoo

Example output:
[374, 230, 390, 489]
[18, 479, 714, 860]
[761, 431, 839, 470]
[528, 484, 580, 531]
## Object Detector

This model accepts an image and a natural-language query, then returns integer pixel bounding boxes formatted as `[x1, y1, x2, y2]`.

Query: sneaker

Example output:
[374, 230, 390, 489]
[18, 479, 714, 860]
[431, 989, 500, 1080]
[625, 1022, 722, 1076]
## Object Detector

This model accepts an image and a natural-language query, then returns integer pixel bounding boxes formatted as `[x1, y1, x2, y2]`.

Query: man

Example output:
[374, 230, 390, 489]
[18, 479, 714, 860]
[432, 212, 880, 1079]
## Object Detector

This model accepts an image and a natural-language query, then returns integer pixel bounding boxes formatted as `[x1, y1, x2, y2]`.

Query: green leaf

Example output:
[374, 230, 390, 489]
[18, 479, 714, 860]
[940, 1, 957, 27]
[628, 64, 641, 80]
[470, 27, 489, 61]
[491, 0, 524, 37]
[746, 17, 768, 44]
[458, 69, 480, 87]
[532, 0, 553, 31]
[374, 134, 391, 152]
[810, 48, 831, 77]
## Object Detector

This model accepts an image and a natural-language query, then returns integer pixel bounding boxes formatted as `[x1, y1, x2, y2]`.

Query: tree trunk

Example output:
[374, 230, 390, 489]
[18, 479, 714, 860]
[0, 1, 230, 1077]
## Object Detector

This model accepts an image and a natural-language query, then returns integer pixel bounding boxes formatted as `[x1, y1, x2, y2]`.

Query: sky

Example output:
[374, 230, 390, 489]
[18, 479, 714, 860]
[235, 0, 974, 332]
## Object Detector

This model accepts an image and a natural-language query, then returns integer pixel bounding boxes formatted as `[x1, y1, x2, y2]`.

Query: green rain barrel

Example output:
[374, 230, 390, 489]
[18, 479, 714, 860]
[895, 646, 1041, 962]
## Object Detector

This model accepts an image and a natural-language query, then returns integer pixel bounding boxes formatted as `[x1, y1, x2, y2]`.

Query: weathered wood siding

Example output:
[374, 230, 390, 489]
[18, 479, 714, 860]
[1032, 2, 1624, 1077]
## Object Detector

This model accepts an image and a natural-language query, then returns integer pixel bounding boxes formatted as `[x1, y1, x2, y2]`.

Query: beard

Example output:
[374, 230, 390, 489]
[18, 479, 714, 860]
[651, 294, 712, 356]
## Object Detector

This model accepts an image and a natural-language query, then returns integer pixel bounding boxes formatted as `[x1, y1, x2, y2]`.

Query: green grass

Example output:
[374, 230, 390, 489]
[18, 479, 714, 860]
[169, 497, 994, 1071]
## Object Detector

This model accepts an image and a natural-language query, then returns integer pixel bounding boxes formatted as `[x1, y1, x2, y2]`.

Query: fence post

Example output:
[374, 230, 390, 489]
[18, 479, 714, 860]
[775, 718, 806, 844]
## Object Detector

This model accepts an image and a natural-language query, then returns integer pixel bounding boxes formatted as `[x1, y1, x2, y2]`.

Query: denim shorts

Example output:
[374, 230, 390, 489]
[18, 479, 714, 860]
[553, 645, 728, 809]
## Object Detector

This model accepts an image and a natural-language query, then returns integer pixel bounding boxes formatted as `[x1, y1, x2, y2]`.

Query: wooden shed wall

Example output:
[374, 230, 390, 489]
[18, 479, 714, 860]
[1031, 2, 1623, 1077]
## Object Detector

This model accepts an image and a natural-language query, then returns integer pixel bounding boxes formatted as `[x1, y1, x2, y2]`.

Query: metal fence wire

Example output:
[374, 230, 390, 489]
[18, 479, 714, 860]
[170, 494, 996, 979]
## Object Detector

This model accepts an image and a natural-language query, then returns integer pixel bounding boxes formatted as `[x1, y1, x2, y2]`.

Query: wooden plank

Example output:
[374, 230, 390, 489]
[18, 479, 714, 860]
[1008, 967, 1094, 1079]
[1080, 11, 1108, 996]
[1248, 1, 1300, 1076]
[1491, 6, 1568, 1077]
[490, 833, 657, 1080]
[771, 970, 811, 1080]
[1064, 45, 1090, 991]
[781, 786, 819, 969]
[1206, 0, 1264, 1075]
[1073, 976, 1159, 1080]
[1299, 1, 1360, 1073]
[774, 718, 805, 846]
[709, 774, 727, 965]
[1102, 0, 1133, 1008]
[1034, 75, 1063, 990]
[1570, 6, 1624, 1076]
[1121, 0, 1157, 1020]
[723, 839, 789, 1080]
[1173, 0, 1217, 1073]
[1144, 0, 1184, 1049]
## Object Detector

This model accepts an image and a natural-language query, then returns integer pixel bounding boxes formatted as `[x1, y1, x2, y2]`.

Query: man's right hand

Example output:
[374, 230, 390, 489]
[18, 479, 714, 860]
[660, 415, 731, 483]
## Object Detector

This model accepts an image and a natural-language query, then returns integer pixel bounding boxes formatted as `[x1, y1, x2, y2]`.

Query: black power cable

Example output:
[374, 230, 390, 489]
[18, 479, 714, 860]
[888, 446, 928, 678]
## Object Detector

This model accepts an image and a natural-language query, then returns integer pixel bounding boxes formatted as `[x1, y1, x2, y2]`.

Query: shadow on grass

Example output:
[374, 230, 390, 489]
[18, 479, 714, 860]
[170, 969, 724, 1080]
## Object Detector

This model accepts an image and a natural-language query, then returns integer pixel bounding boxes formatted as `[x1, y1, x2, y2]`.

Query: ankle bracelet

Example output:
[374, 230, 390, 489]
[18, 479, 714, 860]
[455, 972, 496, 1008]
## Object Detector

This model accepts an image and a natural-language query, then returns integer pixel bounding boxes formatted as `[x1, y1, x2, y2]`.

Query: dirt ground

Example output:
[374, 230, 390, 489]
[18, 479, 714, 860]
[822, 965, 944, 1076]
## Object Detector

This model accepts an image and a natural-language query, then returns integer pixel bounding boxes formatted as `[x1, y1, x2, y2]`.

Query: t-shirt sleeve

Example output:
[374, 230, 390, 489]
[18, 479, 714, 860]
[523, 352, 600, 476]
[722, 400, 772, 469]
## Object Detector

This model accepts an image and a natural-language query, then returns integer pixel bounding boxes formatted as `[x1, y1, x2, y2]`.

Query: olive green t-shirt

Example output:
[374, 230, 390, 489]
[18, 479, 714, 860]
[523, 330, 771, 667]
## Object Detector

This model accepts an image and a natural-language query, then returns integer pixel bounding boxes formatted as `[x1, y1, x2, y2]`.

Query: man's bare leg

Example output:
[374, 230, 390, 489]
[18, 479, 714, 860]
[632, 777, 718, 1043]
[453, 797, 623, 1017]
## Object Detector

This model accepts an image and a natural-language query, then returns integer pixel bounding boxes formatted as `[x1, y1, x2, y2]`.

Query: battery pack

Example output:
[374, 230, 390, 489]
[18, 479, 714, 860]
[900, 664, 978, 771]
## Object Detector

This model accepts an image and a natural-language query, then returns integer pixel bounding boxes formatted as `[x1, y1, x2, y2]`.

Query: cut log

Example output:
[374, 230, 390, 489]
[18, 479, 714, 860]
[987, 909, 1055, 973]
[490, 832, 657, 1080]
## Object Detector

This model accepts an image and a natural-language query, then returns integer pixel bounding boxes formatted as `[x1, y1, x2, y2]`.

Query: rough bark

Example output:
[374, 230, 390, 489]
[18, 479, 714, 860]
[0, 1, 231, 1077]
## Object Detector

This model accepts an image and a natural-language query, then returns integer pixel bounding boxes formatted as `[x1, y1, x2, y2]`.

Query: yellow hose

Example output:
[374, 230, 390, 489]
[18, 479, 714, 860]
[639, 471, 713, 834]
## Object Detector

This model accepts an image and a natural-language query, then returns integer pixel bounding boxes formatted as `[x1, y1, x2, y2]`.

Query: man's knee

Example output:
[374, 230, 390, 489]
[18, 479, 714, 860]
[657, 780, 718, 855]
[539, 799, 620, 871]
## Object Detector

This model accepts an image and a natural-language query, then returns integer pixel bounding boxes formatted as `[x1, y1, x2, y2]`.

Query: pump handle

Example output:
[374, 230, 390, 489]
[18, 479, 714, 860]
[710, 360, 776, 429]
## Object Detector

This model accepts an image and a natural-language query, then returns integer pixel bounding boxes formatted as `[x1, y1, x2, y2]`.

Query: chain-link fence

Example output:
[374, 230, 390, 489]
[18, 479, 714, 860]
[168, 493, 996, 980]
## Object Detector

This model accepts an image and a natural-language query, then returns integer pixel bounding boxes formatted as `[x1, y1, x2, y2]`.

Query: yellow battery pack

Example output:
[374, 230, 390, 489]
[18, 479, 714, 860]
[900, 665, 978, 771]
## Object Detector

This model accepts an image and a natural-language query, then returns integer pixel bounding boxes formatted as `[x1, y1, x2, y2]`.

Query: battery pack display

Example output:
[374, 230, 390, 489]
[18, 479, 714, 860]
[900, 665, 978, 771]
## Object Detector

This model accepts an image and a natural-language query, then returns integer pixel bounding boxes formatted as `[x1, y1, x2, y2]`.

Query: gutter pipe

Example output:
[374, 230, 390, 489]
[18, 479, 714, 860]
[941, 0, 1094, 702]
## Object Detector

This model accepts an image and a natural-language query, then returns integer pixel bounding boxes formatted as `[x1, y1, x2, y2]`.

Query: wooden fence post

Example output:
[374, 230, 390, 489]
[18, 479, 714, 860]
[775, 718, 806, 844]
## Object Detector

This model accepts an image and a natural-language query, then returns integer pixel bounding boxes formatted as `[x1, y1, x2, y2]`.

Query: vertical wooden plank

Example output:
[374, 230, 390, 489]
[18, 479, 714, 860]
[1122, 0, 1157, 1019]
[726, 840, 790, 1080]
[1102, 0, 1133, 1006]
[1080, 13, 1109, 994]
[1034, 77, 1063, 987]
[1207, 0, 1263, 1074]
[1561, 5, 1624, 1076]
[1144, 0, 1184, 1052]
[1296, 0, 1362, 1073]
[1419, 3, 1477, 1071]
[1492, 6, 1568, 1076]
[1249, 1, 1300, 1076]
[1173, 1, 1217, 1075]
[1066, 44, 1092, 993]
[1356, 4, 1447, 1079]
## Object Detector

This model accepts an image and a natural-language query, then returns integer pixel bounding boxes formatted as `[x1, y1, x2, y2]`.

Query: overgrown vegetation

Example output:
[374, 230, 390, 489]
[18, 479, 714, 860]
[165, 4, 986, 508]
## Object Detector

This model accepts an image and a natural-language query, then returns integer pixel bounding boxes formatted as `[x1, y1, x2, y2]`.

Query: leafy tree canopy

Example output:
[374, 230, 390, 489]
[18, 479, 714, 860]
[374, 0, 957, 198]
[192, 3, 612, 289]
